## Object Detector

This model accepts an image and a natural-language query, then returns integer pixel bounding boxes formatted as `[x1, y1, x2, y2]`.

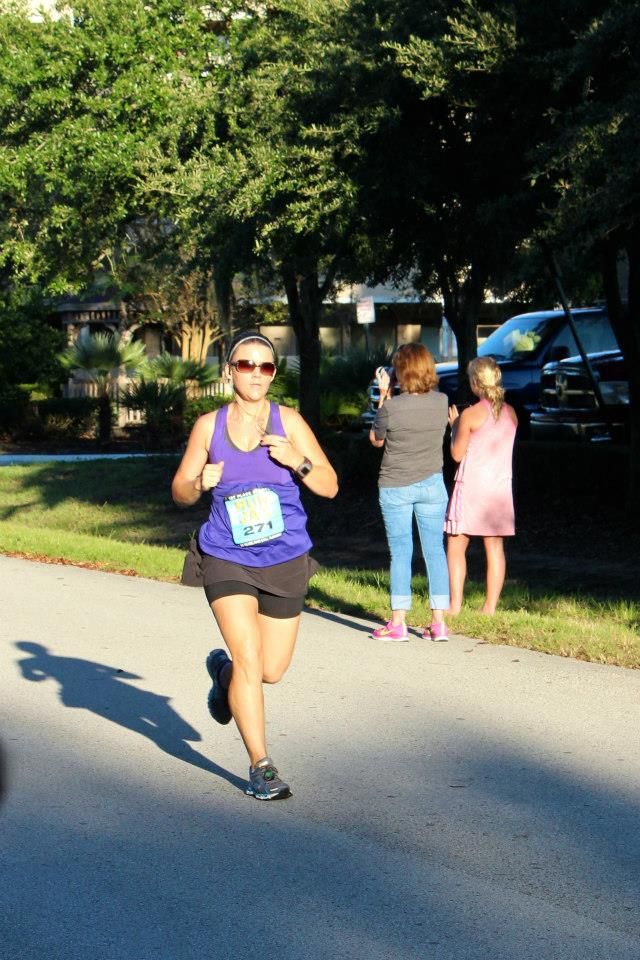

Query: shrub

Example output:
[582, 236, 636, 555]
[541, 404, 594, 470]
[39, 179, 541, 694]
[313, 431, 381, 493]
[320, 391, 367, 430]
[269, 358, 299, 404]
[183, 394, 230, 434]
[319, 345, 394, 395]
[120, 380, 187, 448]
[0, 385, 32, 433]
[146, 353, 219, 386]
[23, 397, 99, 440]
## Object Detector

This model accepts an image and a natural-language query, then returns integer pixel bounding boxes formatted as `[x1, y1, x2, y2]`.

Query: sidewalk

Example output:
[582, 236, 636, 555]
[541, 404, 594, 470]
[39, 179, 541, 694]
[2, 555, 639, 960]
[0, 452, 173, 465]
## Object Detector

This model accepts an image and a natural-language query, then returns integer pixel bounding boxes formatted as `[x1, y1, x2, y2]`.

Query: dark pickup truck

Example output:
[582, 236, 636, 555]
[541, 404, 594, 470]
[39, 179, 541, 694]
[434, 307, 619, 430]
[360, 306, 620, 432]
[530, 349, 629, 442]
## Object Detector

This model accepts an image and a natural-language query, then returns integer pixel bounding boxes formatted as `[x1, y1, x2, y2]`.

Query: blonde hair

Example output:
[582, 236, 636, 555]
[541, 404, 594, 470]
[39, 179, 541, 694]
[468, 357, 505, 419]
[393, 343, 438, 394]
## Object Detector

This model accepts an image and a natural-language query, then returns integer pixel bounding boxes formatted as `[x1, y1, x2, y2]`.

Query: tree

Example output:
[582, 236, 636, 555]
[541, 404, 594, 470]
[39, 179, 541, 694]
[532, 0, 640, 509]
[363, 1, 561, 389]
[120, 353, 219, 445]
[134, 248, 226, 364]
[0, 0, 237, 388]
[0, 0, 222, 291]
[0, 287, 65, 388]
[176, 0, 403, 429]
[59, 332, 146, 444]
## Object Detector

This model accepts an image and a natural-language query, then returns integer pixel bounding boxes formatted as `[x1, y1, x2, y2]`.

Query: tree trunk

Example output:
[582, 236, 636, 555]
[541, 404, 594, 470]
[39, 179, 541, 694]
[97, 386, 112, 447]
[214, 266, 234, 342]
[117, 298, 130, 336]
[622, 229, 640, 525]
[281, 263, 323, 432]
[438, 259, 485, 406]
[602, 232, 640, 523]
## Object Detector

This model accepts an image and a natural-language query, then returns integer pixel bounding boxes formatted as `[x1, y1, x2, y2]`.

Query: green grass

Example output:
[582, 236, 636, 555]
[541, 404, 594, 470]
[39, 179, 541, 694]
[0, 458, 193, 546]
[0, 458, 639, 667]
[0, 520, 184, 580]
[310, 568, 640, 668]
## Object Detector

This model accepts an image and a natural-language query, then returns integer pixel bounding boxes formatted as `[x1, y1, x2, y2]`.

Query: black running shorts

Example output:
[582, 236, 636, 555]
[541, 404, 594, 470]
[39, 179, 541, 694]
[204, 579, 305, 618]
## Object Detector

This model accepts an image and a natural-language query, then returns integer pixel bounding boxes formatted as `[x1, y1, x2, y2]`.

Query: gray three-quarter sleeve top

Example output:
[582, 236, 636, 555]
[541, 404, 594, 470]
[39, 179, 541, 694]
[374, 390, 449, 487]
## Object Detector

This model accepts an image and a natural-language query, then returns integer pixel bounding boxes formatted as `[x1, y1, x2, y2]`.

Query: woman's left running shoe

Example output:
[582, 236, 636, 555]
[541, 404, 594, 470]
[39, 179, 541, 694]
[245, 757, 292, 800]
[206, 649, 232, 724]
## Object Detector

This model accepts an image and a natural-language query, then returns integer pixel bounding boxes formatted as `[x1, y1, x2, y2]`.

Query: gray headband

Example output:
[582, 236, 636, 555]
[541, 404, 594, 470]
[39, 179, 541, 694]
[227, 335, 275, 362]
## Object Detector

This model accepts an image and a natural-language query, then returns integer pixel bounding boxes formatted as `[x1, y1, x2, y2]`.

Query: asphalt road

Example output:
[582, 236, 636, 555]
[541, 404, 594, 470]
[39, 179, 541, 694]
[1, 555, 639, 960]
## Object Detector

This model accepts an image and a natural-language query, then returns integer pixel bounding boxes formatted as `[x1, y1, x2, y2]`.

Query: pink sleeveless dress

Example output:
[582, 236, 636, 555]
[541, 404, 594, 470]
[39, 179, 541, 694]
[444, 399, 516, 536]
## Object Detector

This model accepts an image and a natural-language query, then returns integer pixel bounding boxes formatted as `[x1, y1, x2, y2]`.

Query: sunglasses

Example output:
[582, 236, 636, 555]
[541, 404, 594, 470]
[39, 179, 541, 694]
[229, 359, 277, 376]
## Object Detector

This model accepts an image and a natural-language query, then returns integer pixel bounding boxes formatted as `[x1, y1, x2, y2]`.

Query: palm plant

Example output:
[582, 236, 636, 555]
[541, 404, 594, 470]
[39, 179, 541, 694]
[121, 353, 223, 446]
[147, 352, 218, 387]
[60, 333, 147, 444]
[120, 379, 186, 447]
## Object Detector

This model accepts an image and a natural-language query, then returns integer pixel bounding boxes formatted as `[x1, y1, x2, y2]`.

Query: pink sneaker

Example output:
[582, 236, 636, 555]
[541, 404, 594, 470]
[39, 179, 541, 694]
[371, 620, 409, 642]
[423, 621, 449, 642]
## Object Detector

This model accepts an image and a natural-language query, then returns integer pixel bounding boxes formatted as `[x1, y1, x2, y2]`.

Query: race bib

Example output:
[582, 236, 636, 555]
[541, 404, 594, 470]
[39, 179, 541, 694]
[224, 488, 285, 547]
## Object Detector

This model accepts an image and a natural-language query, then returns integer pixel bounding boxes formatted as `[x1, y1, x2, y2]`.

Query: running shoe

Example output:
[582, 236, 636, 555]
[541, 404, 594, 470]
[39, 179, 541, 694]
[245, 757, 292, 801]
[423, 621, 449, 642]
[371, 620, 409, 642]
[206, 649, 232, 725]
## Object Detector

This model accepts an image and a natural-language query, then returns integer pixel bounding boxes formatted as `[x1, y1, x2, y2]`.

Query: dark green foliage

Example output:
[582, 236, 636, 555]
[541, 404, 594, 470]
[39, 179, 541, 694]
[147, 354, 218, 386]
[267, 358, 299, 406]
[1, 396, 100, 440]
[0, 385, 32, 432]
[0, 290, 65, 389]
[183, 395, 229, 435]
[120, 379, 186, 447]
[320, 432, 382, 491]
[59, 332, 147, 445]
[319, 346, 394, 395]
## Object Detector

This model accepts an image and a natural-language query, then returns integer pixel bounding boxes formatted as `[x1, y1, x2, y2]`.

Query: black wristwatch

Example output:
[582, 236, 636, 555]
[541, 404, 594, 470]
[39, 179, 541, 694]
[294, 457, 313, 479]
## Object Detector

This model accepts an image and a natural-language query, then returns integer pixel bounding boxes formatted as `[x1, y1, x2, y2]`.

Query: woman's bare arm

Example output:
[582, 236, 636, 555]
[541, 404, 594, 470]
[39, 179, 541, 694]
[171, 412, 219, 506]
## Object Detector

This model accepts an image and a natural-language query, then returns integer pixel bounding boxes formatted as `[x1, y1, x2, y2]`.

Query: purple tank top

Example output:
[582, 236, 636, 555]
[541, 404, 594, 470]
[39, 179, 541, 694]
[198, 402, 312, 566]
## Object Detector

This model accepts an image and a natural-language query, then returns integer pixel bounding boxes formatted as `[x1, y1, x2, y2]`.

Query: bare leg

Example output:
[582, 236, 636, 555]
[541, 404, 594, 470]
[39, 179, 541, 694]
[210, 596, 300, 765]
[447, 534, 470, 615]
[390, 610, 407, 626]
[258, 612, 301, 684]
[482, 536, 506, 614]
[210, 595, 267, 765]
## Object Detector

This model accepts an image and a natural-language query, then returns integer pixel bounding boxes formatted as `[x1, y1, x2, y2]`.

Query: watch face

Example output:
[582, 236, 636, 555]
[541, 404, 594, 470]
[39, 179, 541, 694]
[297, 458, 312, 477]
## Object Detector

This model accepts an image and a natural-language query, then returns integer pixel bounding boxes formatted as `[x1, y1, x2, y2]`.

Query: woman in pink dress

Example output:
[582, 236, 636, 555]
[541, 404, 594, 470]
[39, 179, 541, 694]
[444, 357, 517, 615]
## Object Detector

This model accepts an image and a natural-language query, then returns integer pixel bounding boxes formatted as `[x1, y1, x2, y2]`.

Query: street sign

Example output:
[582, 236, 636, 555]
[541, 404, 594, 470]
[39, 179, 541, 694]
[356, 297, 376, 325]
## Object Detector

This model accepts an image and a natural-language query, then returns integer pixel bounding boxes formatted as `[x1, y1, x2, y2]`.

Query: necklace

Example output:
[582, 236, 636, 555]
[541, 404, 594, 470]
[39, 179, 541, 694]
[232, 397, 269, 437]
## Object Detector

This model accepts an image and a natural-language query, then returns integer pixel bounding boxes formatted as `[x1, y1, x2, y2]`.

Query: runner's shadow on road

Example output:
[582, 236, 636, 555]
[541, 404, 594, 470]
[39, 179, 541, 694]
[15, 641, 245, 792]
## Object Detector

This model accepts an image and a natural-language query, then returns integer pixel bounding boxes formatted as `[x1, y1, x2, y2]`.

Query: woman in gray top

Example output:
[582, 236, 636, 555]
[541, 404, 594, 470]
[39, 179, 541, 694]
[369, 343, 450, 641]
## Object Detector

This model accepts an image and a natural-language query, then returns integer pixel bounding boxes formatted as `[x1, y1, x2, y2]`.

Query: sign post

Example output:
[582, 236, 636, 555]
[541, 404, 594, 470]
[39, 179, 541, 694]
[356, 297, 375, 353]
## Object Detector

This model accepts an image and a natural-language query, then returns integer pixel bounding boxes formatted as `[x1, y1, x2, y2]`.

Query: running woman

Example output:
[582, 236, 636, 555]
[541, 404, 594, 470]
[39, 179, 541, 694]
[172, 331, 338, 799]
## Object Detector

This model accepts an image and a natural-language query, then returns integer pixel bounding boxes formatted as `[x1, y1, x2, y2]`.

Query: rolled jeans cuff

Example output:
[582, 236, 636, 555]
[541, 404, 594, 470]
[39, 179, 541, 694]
[390, 594, 411, 611]
[430, 594, 450, 610]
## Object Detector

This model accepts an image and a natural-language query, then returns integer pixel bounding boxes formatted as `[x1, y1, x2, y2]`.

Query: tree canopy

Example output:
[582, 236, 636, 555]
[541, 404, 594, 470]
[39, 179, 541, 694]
[0, 0, 638, 468]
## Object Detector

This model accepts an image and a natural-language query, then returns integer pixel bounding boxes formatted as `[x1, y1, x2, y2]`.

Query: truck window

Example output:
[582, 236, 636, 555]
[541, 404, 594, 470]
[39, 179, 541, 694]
[478, 314, 553, 360]
[549, 313, 619, 357]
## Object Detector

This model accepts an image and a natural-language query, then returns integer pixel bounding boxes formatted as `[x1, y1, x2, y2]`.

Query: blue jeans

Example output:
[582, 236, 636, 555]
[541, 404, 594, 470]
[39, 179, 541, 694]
[379, 474, 450, 611]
